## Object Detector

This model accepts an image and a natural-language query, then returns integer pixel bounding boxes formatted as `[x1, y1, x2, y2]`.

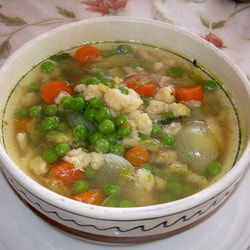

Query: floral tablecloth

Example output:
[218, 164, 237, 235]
[0, 0, 249, 79]
[0, 1, 250, 249]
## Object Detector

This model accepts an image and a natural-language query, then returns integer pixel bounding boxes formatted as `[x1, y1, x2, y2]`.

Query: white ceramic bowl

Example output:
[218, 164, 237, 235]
[0, 17, 250, 243]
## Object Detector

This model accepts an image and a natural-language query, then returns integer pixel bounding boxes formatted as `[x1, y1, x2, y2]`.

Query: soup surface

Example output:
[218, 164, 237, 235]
[3, 42, 240, 207]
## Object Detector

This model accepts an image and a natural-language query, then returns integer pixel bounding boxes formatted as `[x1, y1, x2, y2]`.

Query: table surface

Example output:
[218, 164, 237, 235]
[0, 0, 250, 249]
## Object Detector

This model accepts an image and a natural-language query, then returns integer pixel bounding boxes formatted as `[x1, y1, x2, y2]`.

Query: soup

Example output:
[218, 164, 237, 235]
[3, 42, 240, 207]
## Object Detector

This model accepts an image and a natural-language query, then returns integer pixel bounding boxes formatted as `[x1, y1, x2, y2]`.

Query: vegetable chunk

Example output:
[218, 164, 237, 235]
[41, 81, 73, 104]
[75, 45, 101, 65]
[125, 146, 149, 166]
[71, 189, 104, 205]
[48, 161, 83, 187]
[175, 85, 203, 101]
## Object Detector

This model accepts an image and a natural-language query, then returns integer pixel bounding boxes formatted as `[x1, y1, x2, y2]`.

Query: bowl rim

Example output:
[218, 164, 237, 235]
[1, 16, 250, 221]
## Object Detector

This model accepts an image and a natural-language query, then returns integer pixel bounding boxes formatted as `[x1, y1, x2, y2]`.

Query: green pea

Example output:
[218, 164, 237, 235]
[29, 105, 42, 119]
[44, 104, 58, 116]
[83, 109, 96, 122]
[14, 107, 29, 120]
[104, 184, 121, 196]
[85, 167, 96, 179]
[90, 131, 104, 144]
[141, 97, 151, 107]
[128, 60, 141, 68]
[104, 197, 119, 207]
[95, 107, 112, 122]
[106, 132, 119, 143]
[89, 97, 104, 109]
[151, 124, 162, 137]
[57, 122, 69, 132]
[202, 80, 217, 91]
[42, 116, 59, 131]
[116, 44, 133, 54]
[168, 181, 183, 197]
[205, 161, 222, 177]
[42, 150, 58, 163]
[117, 124, 132, 138]
[110, 144, 125, 155]
[95, 138, 110, 153]
[27, 82, 40, 92]
[104, 80, 114, 89]
[60, 96, 74, 109]
[55, 143, 70, 156]
[86, 76, 100, 85]
[102, 49, 117, 58]
[93, 72, 113, 88]
[73, 180, 89, 193]
[165, 111, 175, 121]
[119, 87, 129, 95]
[71, 96, 85, 112]
[115, 114, 128, 126]
[161, 135, 176, 148]
[99, 119, 115, 135]
[167, 67, 183, 78]
[119, 200, 134, 208]
[40, 61, 55, 72]
[73, 125, 89, 140]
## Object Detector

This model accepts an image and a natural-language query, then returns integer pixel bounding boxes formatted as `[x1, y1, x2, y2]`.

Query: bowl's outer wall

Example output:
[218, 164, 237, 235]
[1, 165, 245, 237]
[0, 18, 250, 238]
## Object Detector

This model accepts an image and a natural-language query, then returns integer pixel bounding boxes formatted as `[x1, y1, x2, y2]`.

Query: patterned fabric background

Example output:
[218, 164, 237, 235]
[0, 0, 249, 79]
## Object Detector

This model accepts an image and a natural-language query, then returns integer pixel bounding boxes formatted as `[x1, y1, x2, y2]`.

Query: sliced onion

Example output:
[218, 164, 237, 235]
[104, 154, 133, 169]
[103, 154, 154, 205]
[103, 154, 136, 182]
[175, 121, 218, 173]
[66, 112, 95, 131]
